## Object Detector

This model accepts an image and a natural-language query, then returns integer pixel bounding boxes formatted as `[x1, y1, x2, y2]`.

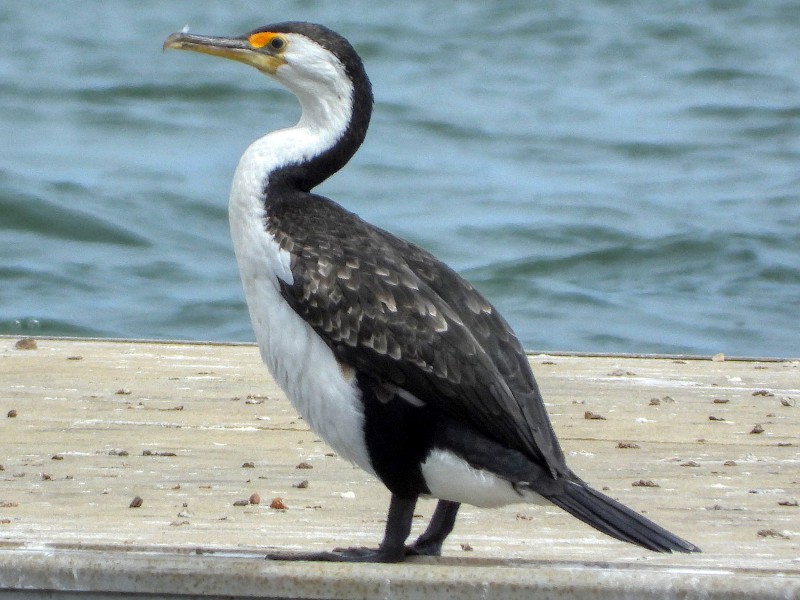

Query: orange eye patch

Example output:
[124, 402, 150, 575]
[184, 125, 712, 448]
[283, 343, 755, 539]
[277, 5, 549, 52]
[248, 32, 285, 50]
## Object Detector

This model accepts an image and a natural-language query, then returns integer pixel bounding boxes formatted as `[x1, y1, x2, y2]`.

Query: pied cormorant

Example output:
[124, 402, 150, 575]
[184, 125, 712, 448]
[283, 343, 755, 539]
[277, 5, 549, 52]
[163, 22, 700, 562]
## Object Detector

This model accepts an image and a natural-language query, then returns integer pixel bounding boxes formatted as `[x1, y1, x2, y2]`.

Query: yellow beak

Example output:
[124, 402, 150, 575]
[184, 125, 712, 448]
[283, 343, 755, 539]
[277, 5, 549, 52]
[163, 32, 285, 75]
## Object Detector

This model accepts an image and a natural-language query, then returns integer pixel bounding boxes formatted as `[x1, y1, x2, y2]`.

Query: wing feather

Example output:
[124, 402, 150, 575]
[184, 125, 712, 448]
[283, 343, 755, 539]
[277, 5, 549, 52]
[268, 194, 568, 477]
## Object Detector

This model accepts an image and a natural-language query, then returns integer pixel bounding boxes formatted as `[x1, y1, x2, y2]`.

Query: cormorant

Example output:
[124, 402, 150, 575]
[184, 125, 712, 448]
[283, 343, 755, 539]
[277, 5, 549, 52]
[163, 21, 700, 562]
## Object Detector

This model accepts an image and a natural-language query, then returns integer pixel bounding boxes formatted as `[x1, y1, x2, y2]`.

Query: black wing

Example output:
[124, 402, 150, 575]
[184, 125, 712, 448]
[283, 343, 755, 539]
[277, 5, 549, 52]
[267, 194, 569, 478]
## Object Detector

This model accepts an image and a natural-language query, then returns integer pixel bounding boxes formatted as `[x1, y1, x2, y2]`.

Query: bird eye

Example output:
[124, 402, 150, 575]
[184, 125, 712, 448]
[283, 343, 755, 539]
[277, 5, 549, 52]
[247, 32, 287, 50]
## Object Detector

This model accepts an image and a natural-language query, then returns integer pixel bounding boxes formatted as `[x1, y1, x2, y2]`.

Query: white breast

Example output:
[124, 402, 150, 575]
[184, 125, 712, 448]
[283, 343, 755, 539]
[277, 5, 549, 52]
[227, 133, 373, 477]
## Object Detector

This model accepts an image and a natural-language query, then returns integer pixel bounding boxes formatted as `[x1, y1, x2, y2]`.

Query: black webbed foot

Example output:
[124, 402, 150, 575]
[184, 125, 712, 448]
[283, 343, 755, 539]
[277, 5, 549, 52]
[265, 497, 462, 562]
[328, 546, 404, 562]
[266, 494, 420, 564]
[266, 544, 434, 562]
[266, 546, 405, 563]
[405, 499, 460, 557]
[404, 540, 443, 557]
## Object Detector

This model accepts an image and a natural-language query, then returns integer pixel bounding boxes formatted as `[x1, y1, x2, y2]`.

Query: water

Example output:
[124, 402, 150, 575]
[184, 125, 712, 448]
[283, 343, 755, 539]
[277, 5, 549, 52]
[1, 1, 798, 357]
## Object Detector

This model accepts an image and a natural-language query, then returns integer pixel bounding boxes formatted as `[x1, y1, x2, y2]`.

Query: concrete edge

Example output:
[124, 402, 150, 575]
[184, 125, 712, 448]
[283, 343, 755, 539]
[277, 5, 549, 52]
[0, 547, 798, 600]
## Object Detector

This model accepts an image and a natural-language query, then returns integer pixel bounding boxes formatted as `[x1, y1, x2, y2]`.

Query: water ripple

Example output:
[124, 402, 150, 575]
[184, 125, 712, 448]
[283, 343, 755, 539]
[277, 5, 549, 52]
[0, 1, 798, 356]
[0, 191, 149, 247]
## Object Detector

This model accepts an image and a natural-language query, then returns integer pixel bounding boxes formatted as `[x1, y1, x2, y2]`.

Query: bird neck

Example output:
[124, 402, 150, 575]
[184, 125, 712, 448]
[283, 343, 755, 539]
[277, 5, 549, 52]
[259, 62, 373, 196]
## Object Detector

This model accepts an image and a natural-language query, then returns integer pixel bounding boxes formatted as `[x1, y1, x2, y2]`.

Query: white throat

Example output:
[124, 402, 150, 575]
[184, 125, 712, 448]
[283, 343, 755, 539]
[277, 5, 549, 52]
[227, 37, 355, 295]
[238, 33, 355, 185]
[224, 41, 372, 474]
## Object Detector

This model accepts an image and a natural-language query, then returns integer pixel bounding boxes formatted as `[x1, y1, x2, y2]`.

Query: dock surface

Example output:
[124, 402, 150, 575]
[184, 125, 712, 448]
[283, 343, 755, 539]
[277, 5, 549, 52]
[1, 337, 798, 598]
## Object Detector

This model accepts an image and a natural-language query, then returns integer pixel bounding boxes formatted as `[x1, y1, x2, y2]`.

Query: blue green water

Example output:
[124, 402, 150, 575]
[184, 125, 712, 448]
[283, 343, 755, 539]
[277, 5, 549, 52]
[1, 1, 798, 357]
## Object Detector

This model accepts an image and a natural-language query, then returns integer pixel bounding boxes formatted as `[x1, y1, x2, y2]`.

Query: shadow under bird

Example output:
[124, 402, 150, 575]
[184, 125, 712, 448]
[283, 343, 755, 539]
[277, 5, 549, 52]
[163, 21, 700, 562]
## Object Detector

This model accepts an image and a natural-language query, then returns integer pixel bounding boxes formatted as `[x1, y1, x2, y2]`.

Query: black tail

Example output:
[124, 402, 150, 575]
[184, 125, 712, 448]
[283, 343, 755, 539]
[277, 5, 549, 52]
[545, 480, 701, 553]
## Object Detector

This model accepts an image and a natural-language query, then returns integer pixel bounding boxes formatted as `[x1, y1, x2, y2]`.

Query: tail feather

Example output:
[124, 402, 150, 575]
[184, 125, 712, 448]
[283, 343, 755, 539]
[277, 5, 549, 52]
[546, 481, 701, 553]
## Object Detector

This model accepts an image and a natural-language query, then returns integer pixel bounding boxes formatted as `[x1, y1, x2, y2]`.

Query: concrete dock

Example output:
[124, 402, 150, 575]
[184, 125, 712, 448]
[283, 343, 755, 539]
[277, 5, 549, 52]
[1, 337, 798, 598]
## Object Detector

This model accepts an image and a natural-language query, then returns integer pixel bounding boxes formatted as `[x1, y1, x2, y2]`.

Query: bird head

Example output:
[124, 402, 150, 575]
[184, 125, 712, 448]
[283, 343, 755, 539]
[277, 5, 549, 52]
[164, 22, 373, 189]
[163, 22, 369, 107]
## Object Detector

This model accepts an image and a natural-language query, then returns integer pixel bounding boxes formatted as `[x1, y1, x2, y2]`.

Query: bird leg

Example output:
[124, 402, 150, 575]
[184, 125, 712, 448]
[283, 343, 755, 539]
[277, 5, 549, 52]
[406, 499, 460, 556]
[266, 494, 418, 563]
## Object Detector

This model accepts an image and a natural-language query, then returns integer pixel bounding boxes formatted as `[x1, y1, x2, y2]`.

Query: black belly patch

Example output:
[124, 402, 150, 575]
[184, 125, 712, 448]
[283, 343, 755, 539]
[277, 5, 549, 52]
[358, 372, 436, 498]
